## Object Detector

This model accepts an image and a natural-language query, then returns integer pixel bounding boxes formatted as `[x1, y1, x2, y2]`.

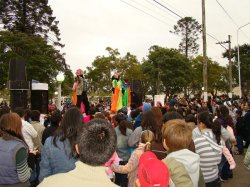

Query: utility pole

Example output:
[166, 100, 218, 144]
[202, 0, 208, 102]
[216, 35, 232, 98]
[228, 35, 232, 98]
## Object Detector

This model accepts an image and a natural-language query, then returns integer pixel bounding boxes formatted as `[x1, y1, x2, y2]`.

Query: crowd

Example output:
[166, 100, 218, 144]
[0, 95, 250, 187]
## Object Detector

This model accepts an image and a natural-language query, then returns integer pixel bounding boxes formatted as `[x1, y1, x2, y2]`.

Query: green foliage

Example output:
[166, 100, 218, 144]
[142, 45, 191, 96]
[171, 17, 201, 58]
[0, 31, 69, 96]
[0, 0, 63, 47]
[190, 56, 229, 95]
[223, 44, 250, 95]
[85, 47, 143, 95]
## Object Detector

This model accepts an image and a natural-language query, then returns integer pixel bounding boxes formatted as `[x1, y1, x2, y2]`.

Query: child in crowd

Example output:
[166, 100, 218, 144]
[111, 130, 155, 187]
[162, 119, 202, 187]
[135, 151, 170, 187]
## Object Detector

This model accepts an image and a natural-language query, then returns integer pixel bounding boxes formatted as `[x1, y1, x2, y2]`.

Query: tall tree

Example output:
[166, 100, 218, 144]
[190, 56, 228, 95]
[171, 17, 201, 58]
[0, 31, 68, 96]
[223, 44, 250, 96]
[85, 47, 143, 96]
[142, 45, 192, 96]
[0, 0, 63, 47]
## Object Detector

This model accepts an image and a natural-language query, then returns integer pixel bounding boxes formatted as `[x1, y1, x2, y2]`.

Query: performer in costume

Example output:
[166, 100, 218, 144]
[111, 73, 119, 113]
[72, 77, 77, 106]
[75, 69, 90, 114]
[116, 75, 123, 111]
[122, 79, 131, 107]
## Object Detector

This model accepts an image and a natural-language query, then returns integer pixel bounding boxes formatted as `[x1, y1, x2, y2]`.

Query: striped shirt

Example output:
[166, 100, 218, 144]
[193, 129, 222, 183]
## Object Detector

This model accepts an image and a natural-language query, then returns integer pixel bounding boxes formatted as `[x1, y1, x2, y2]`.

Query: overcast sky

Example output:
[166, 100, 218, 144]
[49, 0, 250, 73]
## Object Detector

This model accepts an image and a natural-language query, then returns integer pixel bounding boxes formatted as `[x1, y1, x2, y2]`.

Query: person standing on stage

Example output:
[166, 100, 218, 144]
[122, 79, 131, 107]
[111, 73, 119, 113]
[75, 69, 89, 115]
[117, 74, 123, 111]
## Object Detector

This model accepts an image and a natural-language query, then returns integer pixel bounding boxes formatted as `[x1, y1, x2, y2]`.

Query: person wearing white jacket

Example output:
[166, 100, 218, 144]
[162, 119, 202, 187]
[14, 108, 37, 151]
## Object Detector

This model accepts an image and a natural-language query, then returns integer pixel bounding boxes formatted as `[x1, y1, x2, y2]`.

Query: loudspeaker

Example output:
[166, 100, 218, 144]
[9, 59, 26, 81]
[131, 80, 142, 107]
[131, 80, 142, 93]
[31, 90, 48, 114]
[8, 80, 30, 90]
[10, 90, 28, 110]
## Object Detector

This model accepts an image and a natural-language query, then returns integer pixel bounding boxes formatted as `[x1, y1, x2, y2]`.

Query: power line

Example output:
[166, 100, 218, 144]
[120, 0, 173, 28]
[215, 0, 238, 26]
[160, 0, 187, 18]
[215, 0, 250, 41]
[144, 0, 177, 23]
[151, 0, 228, 49]
[152, 0, 182, 19]
[121, 0, 228, 53]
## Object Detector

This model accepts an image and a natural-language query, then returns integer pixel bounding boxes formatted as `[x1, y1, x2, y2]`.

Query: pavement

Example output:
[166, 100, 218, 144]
[221, 152, 250, 187]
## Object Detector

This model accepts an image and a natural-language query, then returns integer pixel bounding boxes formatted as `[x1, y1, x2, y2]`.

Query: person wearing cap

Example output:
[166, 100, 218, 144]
[135, 151, 170, 187]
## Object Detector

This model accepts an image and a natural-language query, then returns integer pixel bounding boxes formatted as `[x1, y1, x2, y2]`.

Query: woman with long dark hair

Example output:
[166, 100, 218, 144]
[39, 107, 83, 182]
[0, 113, 31, 186]
[114, 114, 133, 187]
[128, 110, 166, 159]
[193, 111, 223, 187]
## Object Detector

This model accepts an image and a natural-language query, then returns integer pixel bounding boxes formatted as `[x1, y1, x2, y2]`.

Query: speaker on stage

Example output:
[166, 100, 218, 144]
[9, 58, 26, 81]
[131, 80, 142, 107]
[8, 58, 29, 110]
[10, 90, 28, 110]
[31, 83, 49, 114]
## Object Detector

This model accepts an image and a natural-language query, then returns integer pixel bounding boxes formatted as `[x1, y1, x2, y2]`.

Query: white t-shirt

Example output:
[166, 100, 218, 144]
[22, 119, 37, 151]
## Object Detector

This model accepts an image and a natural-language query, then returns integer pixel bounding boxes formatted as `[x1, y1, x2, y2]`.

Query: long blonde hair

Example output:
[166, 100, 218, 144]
[141, 130, 155, 152]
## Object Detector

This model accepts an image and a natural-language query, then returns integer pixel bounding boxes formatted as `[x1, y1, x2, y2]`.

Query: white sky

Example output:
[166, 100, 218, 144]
[49, 0, 250, 73]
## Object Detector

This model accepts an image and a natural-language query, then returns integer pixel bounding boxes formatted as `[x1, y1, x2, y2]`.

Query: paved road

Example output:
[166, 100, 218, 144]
[221, 153, 250, 187]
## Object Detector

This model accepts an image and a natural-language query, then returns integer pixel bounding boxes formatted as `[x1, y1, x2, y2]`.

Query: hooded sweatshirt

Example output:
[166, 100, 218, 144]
[193, 129, 223, 183]
[167, 149, 200, 187]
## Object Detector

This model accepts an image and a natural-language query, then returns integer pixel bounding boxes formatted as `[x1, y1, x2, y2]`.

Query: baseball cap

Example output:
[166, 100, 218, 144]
[138, 151, 170, 187]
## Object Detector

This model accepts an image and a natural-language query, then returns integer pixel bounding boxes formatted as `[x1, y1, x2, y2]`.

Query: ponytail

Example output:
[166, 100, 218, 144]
[144, 142, 152, 152]
[141, 130, 155, 151]
[198, 111, 221, 145]
[212, 119, 221, 145]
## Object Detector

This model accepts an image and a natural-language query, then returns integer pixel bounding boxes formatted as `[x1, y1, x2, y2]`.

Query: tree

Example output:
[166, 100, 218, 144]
[0, 0, 63, 47]
[171, 17, 201, 58]
[0, 31, 68, 96]
[190, 56, 228, 95]
[223, 44, 250, 96]
[85, 47, 143, 95]
[142, 45, 192, 96]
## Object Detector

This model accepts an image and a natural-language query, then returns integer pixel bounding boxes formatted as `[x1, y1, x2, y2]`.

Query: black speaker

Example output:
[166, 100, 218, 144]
[8, 80, 30, 90]
[131, 80, 142, 107]
[10, 90, 28, 110]
[31, 90, 48, 114]
[131, 80, 142, 93]
[9, 59, 26, 81]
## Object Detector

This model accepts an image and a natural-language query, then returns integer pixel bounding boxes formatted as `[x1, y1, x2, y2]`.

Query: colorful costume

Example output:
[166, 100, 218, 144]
[111, 78, 119, 113]
[117, 79, 123, 111]
[72, 81, 77, 106]
[122, 82, 131, 107]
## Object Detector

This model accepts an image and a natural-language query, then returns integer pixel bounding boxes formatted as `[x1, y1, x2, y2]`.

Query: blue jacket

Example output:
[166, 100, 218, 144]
[0, 137, 28, 185]
[39, 136, 77, 182]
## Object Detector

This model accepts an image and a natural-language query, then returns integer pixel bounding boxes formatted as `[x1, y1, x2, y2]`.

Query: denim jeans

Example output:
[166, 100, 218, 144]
[236, 136, 244, 154]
